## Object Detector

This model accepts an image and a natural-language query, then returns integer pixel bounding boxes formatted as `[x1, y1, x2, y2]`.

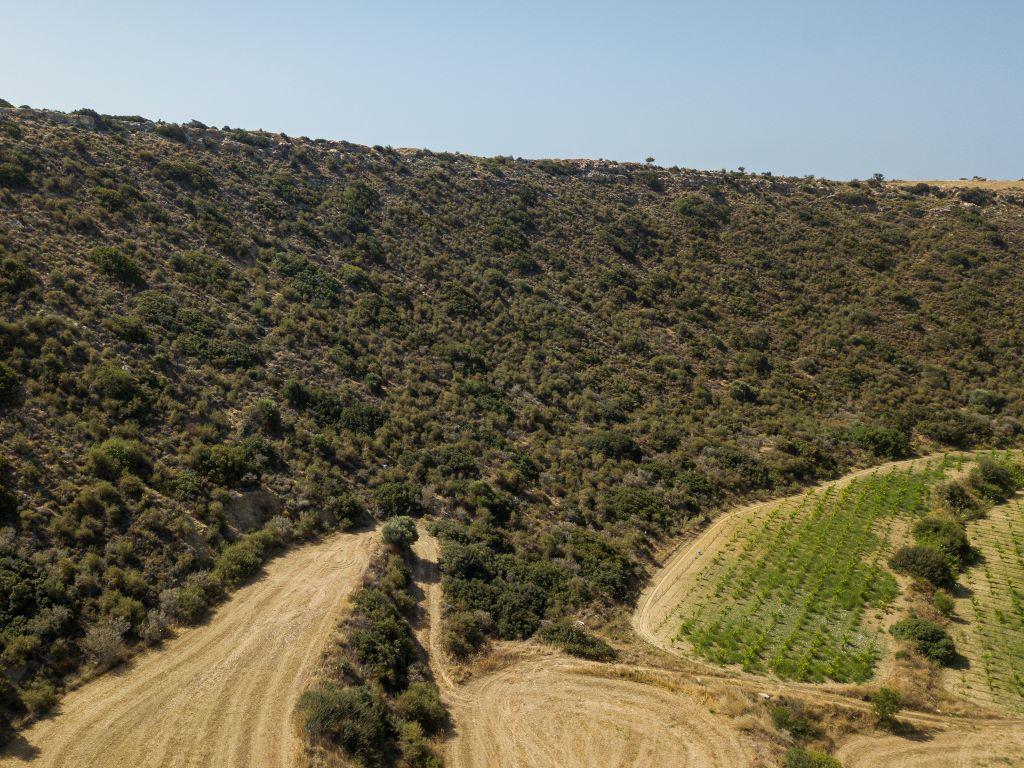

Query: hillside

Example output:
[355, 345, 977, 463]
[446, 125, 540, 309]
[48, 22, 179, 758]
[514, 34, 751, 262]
[2, 101, 1024, 740]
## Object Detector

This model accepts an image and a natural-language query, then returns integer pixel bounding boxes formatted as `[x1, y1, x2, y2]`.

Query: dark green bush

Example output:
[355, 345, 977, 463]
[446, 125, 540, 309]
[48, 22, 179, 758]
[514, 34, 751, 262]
[0, 363, 19, 406]
[602, 486, 678, 531]
[297, 683, 391, 765]
[891, 615, 958, 665]
[870, 686, 901, 724]
[889, 545, 954, 588]
[581, 430, 641, 461]
[913, 516, 972, 570]
[394, 681, 447, 735]
[348, 587, 416, 689]
[785, 748, 843, 768]
[538, 618, 616, 661]
[87, 438, 151, 480]
[967, 457, 1019, 503]
[847, 423, 910, 459]
[89, 246, 143, 285]
[374, 482, 423, 519]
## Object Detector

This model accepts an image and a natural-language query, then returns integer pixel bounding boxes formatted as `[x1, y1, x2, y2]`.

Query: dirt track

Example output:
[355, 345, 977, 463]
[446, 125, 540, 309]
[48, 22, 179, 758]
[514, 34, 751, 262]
[0, 531, 374, 768]
[834, 724, 1024, 768]
[411, 532, 755, 768]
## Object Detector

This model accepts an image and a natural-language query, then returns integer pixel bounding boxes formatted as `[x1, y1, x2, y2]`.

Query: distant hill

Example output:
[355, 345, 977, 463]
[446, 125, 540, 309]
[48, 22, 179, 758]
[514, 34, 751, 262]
[1, 102, 1023, 734]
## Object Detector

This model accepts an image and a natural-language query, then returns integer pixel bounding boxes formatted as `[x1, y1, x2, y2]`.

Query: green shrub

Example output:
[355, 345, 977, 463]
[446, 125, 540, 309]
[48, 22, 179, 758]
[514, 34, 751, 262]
[87, 438, 151, 480]
[212, 533, 271, 587]
[89, 246, 143, 285]
[0, 256, 35, 295]
[396, 720, 442, 768]
[381, 515, 418, 548]
[373, 482, 423, 519]
[297, 683, 391, 765]
[348, 587, 416, 689]
[0, 363, 19, 406]
[538, 618, 616, 661]
[442, 610, 490, 657]
[870, 686, 901, 724]
[785, 748, 843, 768]
[20, 679, 57, 716]
[847, 423, 910, 459]
[889, 545, 954, 588]
[967, 458, 1019, 503]
[933, 589, 955, 617]
[249, 398, 281, 434]
[913, 516, 972, 570]
[602, 486, 677, 531]
[891, 615, 958, 665]
[94, 364, 137, 401]
[934, 479, 983, 519]
[394, 681, 447, 735]
[581, 430, 641, 461]
[0, 161, 28, 188]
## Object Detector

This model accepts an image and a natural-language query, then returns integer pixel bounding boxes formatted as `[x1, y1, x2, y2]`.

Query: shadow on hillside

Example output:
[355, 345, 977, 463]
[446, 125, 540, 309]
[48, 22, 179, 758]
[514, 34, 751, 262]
[889, 719, 939, 742]
[2, 732, 41, 760]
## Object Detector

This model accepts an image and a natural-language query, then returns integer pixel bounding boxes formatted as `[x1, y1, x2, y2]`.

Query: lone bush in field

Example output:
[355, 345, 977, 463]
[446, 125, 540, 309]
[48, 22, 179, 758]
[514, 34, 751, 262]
[889, 545, 954, 588]
[538, 618, 617, 661]
[891, 616, 958, 666]
[785, 748, 843, 768]
[967, 458, 1019, 503]
[870, 686, 901, 725]
[381, 515, 418, 549]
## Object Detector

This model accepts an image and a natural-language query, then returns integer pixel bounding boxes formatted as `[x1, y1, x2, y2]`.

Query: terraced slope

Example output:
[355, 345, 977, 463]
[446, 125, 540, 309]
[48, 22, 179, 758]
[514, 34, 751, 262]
[0, 531, 374, 768]
[636, 457, 953, 683]
[950, 495, 1024, 713]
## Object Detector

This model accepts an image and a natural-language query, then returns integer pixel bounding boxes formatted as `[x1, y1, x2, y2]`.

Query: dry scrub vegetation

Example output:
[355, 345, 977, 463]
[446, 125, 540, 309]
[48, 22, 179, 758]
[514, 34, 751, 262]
[3, 99, 1024, 765]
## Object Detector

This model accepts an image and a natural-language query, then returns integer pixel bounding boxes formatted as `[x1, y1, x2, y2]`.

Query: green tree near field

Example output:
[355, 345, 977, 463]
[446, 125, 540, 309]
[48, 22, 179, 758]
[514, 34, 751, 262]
[870, 687, 902, 726]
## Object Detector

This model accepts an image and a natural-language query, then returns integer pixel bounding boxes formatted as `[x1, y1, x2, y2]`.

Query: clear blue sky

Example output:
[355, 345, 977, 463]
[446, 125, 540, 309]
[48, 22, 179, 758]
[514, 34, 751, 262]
[5, 0, 1022, 180]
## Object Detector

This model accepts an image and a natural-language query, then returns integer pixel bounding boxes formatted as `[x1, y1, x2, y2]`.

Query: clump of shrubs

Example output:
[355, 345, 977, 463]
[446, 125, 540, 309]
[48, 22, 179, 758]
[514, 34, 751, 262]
[298, 540, 446, 767]
[538, 618, 616, 661]
[298, 683, 391, 766]
[889, 545, 954, 588]
[89, 246, 144, 285]
[891, 615, 958, 666]
[87, 438, 151, 480]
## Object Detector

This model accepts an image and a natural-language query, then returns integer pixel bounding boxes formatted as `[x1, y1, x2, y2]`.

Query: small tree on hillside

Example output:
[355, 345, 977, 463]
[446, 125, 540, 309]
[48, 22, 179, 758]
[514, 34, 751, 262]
[870, 686, 902, 726]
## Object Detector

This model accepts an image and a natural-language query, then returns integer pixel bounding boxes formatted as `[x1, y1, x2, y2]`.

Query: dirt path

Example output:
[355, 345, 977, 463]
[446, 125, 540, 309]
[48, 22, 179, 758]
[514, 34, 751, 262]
[0, 531, 375, 768]
[834, 724, 1024, 768]
[411, 531, 755, 768]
